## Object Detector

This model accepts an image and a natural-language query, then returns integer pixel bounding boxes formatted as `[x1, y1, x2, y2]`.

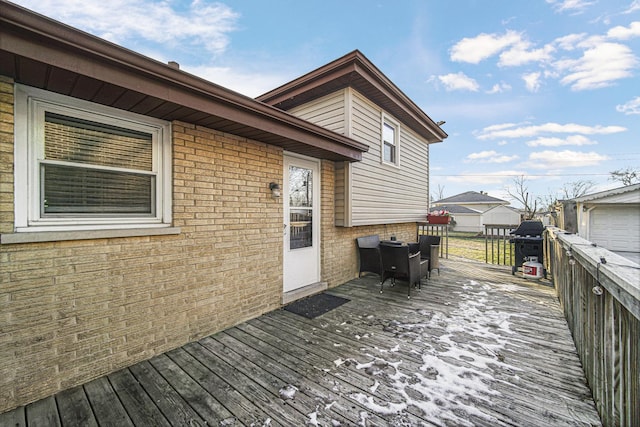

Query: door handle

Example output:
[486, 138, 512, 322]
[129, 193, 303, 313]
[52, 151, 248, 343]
[283, 223, 287, 236]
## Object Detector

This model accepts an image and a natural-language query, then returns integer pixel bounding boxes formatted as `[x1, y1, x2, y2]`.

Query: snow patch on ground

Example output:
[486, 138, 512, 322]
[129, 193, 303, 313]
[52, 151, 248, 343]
[347, 279, 524, 426]
[278, 384, 298, 400]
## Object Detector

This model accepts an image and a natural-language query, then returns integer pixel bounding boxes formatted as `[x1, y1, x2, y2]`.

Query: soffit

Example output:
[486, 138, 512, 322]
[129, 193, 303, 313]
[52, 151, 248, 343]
[0, 1, 367, 162]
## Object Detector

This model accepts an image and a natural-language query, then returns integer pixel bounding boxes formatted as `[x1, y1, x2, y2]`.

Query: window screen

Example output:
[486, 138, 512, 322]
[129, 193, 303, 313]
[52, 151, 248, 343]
[42, 112, 155, 216]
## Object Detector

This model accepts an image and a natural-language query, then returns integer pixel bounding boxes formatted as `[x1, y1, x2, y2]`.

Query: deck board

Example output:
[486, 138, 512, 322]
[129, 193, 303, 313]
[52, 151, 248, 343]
[2, 257, 602, 426]
[55, 387, 97, 427]
[81, 377, 133, 427]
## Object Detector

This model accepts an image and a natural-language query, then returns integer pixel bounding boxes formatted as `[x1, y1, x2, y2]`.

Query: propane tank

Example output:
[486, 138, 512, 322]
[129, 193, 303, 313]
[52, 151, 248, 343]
[523, 256, 544, 280]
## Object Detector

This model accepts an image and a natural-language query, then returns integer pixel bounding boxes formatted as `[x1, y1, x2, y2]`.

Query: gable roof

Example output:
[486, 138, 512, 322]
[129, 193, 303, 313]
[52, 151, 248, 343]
[0, 1, 368, 162]
[430, 205, 480, 214]
[434, 191, 508, 205]
[256, 50, 447, 144]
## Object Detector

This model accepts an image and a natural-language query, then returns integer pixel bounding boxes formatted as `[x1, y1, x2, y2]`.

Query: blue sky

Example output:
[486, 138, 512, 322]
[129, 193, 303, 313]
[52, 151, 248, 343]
[13, 0, 640, 206]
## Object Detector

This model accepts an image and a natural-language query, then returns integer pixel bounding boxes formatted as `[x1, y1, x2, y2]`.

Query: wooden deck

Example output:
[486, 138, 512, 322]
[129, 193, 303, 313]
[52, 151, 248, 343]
[1, 258, 602, 427]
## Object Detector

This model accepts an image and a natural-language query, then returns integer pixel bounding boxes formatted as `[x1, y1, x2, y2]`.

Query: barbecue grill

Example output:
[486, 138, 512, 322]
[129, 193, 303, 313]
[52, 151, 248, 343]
[510, 220, 546, 278]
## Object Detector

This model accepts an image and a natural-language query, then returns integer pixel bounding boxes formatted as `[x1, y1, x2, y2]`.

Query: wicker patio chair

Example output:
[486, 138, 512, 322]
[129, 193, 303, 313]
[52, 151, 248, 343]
[379, 243, 422, 299]
[417, 235, 441, 277]
[355, 235, 382, 278]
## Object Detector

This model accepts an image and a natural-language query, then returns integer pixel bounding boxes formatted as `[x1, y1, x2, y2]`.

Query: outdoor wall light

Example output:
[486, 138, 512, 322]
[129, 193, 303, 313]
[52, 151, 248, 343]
[566, 248, 576, 265]
[269, 182, 281, 199]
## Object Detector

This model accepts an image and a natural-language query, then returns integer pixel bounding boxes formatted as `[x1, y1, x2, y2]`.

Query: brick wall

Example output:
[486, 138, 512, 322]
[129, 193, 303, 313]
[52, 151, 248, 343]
[0, 76, 14, 233]
[0, 76, 284, 412]
[320, 160, 417, 287]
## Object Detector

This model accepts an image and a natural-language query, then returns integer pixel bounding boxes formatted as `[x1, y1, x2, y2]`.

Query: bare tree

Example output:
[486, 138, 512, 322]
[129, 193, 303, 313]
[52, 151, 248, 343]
[561, 180, 595, 199]
[538, 180, 593, 213]
[505, 175, 538, 219]
[539, 192, 557, 213]
[430, 184, 446, 206]
[610, 167, 640, 186]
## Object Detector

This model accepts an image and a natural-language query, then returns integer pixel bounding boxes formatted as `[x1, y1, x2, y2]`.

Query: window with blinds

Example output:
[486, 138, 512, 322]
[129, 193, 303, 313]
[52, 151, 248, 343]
[42, 113, 155, 216]
[14, 84, 172, 232]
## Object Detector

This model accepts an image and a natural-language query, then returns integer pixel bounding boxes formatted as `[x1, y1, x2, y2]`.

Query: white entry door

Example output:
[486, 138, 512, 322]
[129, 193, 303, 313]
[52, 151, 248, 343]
[283, 155, 320, 292]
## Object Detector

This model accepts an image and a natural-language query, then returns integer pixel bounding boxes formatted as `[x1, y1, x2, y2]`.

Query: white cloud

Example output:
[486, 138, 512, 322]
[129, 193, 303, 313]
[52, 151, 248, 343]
[547, 0, 596, 13]
[486, 82, 512, 94]
[525, 135, 598, 147]
[465, 151, 519, 163]
[446, 170, 528, 185]
[554, 33, 588, 50]
[482, 122, 522, 133]
[436, 72, 480, 91]
[183, 65, 289, 98]
[522, 72, 542, 92]
[476, 122, 627, 140]
[556, 41, 637, 90]
[499, 42, 555, 67]
[616, 96, 640, 115]
[12, 0, 239, 55]
[528, 150, 609, 168]
[450, 30, 522, 64]
[607, 21, 640, 40]
[449, 20, 639, 92]
[623, 0, 640, 14]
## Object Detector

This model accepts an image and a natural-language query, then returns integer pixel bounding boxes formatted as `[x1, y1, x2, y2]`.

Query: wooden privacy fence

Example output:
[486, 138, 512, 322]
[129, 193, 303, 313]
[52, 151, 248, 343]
[546, 228, 640, 427]
[484, 224, 518, 266]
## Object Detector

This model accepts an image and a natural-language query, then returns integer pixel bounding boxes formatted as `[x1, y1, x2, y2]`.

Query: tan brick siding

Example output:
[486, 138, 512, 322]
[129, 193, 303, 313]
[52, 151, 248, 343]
[0, 76, 284, 412]
[0, 76, 14, 234]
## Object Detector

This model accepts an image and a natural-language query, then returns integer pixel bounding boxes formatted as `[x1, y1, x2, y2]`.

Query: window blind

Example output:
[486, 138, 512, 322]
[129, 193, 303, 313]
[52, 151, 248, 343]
[42, 112, 154, 215]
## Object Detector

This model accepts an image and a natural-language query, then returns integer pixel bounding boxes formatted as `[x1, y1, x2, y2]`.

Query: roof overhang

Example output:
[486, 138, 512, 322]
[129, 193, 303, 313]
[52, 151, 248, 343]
[0, 1, 368, 162]
[574, 183, 640, 203]
[257, 50, 448, 144]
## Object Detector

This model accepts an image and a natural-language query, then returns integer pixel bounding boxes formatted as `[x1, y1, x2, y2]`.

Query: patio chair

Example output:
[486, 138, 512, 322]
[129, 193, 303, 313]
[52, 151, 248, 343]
[379, 243, 422, 299]
[417, 235, 441, 277]
[356, 235, 382, 278]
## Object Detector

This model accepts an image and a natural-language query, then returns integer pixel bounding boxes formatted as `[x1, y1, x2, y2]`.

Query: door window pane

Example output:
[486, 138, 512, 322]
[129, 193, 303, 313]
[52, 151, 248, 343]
[289, 166, 313, 249]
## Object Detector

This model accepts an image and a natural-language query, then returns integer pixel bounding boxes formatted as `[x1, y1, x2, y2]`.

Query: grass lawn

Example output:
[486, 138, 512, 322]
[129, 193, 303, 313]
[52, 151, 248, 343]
[446, 231, 514, 265]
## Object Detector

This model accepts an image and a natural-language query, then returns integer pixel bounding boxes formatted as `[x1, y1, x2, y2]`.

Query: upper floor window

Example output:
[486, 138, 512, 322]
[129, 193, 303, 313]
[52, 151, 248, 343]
[14, 85, 172, 232]
[382, 119, 399, 166]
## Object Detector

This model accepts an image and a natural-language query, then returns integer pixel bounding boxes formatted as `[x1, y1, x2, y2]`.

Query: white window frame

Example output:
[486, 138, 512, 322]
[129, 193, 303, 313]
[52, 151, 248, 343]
[381, 115, 400, 167]
[14, 85, 172, 232]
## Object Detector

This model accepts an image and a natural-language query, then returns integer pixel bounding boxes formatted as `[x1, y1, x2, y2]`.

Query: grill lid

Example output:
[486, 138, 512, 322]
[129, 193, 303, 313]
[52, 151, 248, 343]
[510, 220, 545, 236]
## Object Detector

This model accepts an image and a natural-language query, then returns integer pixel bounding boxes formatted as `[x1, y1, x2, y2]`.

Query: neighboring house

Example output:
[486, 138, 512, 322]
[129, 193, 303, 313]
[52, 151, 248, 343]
[0, 2, 446, 412]
[432, 191, 520, 232]
[573, 184, 640, 262]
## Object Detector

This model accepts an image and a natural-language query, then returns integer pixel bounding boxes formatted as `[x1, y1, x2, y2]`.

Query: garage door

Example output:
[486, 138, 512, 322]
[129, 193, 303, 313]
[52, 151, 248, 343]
[589, 206, 640, 252]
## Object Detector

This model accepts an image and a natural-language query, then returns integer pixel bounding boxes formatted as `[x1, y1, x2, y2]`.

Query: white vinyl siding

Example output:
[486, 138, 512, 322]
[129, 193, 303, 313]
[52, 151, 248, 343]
[334, 161, 347, 226]
[286, 87, 431, 227]
[288, 91, 346, 134]
[349, 91, 429, 226]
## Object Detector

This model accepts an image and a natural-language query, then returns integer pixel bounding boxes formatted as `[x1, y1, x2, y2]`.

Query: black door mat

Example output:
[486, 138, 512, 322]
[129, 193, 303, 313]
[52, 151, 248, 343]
[284, 293, 350, 319]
